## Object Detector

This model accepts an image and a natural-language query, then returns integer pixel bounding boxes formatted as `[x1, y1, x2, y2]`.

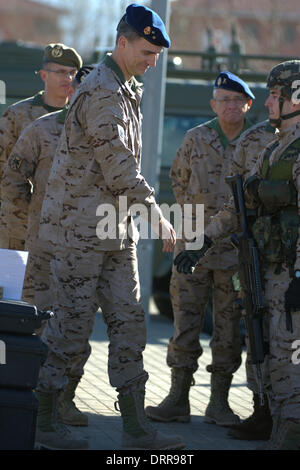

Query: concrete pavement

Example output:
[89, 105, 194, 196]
[70, 301, 261, 452]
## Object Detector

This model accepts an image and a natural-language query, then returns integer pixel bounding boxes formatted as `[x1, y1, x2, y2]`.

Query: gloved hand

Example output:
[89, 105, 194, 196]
[285, 278, 300, 310]
[173, 235, 213, 274]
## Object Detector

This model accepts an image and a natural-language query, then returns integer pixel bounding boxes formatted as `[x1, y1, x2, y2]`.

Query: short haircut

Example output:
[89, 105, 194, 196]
[116, 17, 142, 45]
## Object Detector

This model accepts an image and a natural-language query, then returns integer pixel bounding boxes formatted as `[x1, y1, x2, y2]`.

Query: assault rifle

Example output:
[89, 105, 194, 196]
[226, 174, 266, 406]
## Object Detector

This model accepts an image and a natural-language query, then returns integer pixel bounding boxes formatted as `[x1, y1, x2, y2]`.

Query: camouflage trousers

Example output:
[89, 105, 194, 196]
[22, 240, 53, 310]
[23, 240, 92, 380]
[168, 251, 242, 375]
[252, 264, 300, 421]
[37, 244, 148, 393]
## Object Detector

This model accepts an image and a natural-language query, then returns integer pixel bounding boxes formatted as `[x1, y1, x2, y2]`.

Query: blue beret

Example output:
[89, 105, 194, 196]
[121, 3, 170, 48]
[214, 71, 255, 100]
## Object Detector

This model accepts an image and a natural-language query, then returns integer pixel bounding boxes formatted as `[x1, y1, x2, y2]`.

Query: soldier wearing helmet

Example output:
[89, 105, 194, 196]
[241, 60, 300, 449]
[173, 60, 300, 449]
[266, 60, 300, 127]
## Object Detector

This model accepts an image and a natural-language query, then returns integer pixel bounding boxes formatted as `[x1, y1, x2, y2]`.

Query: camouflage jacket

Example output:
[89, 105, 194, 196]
[0, 109, 66, 249]
[38, 55, 161, 252]
[205, 120, 278, 242]
[170, 116, 252, 269]
[0, 91, 62, 196]
[247, 122, 300, 271]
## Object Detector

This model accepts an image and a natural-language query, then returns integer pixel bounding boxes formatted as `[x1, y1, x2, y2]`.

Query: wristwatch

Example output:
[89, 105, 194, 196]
[295, 270, 300, 278]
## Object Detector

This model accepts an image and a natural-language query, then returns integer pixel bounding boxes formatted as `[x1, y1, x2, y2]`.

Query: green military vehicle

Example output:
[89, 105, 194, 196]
[0, 41, 44, 115]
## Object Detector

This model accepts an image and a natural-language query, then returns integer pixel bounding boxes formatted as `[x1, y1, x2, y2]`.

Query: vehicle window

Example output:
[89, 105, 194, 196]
[161, 114, 211, 167]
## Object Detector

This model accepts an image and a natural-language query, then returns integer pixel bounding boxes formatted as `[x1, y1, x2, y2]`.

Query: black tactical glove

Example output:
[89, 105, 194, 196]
[174, 235, 213, 274]
[284, 277, 300, 332]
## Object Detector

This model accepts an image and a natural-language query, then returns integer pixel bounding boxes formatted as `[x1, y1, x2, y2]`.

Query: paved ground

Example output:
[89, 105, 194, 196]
[69, 301, 261, 452]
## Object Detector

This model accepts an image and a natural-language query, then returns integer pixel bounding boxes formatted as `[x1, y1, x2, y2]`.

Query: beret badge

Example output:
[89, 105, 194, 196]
[52, 45, 63, 58]
[143, 26, 151, 35]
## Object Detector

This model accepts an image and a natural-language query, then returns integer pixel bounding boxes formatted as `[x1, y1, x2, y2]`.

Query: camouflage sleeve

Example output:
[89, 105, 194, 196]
[85, 94, 160, 212]
[243, 147, 265, 209]
[204, 143, 243, 241]
[246, 144, 264, 179]
[169, 132, 191, 205]
[1, 125, 38, 237]
[204, 136, 262, 241]
[228, 138, 247, 177]
[0, 107, 19, 188]
[204, 205, 237, 241]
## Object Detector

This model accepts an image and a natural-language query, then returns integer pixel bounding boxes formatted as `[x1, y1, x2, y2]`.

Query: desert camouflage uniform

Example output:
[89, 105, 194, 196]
[36, 55, 162, 394]
[205, 120, 277, 392]
[206, 121, 300, 420]
[245, 122, 300, 422]
[205, 121, 277, 239]
[0, 91, 62, 249]
[1, 109, 66, 307]
[1, 108, 92, 381]
[167, 117, 253, 375]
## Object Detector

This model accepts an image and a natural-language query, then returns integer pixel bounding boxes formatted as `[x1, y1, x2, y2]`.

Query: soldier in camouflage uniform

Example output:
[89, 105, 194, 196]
[33, 4, 184, 451]
[0, 42, 82, 250]
[176, 60, 300, 450]
[145, 72, 254, 427]
[183, 120, 277, 441]
[0, 67, 94, 428]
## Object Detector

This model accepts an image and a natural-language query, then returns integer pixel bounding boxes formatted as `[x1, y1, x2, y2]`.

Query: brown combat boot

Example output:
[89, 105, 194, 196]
[117, 388, 185, 450]
[228, 393, 272, 440]
[145, 368, 193, 423]
[35, 391, 90, 450]
[58, 378, 88, 426]
[204, 373, 240, 426]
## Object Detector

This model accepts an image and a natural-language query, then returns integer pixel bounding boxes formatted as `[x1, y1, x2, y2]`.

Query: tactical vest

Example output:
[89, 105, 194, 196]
[252, 138, 300, 274]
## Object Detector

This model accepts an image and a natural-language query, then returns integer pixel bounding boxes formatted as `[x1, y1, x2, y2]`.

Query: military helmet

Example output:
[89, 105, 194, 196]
[267, 60, 300, 98]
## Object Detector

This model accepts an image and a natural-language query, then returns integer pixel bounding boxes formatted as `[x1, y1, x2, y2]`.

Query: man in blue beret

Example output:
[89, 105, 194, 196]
[146, 71, 255, 428]
[214, 71, 255, 100]
[117, 2, 170, 48]
[33, 3, 184, 450]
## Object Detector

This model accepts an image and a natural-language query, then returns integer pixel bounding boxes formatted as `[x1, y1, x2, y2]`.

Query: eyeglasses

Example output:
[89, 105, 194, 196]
[214, 97, 248, 105]
[44, 69, 77, 79]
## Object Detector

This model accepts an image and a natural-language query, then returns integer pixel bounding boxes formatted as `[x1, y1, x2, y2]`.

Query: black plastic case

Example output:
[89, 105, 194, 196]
[0, 388, 38, 450]
[0, 300, 52, 335]
[0, 332, 48, 389]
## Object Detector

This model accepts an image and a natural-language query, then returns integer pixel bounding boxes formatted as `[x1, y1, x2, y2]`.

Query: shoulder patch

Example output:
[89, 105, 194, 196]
[9, 156, 23, 171]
